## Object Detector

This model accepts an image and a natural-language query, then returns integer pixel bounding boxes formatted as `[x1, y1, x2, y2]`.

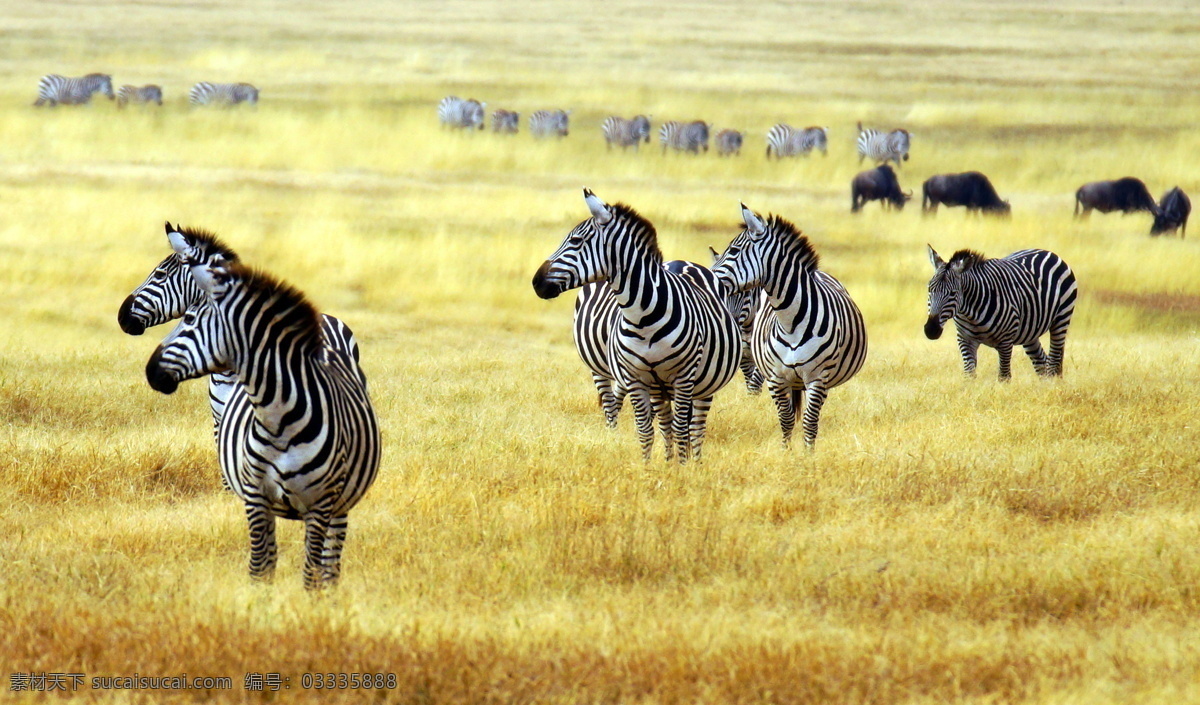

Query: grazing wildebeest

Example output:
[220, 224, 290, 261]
[1074, 177, 1157, 218]
[922, 172, 1010, 216]
[851, 165, 911, 212]
[1150, 187, 1190, 238]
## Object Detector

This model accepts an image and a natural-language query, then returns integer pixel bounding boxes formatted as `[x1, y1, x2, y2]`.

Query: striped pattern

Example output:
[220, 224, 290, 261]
[602, 115, 652, 150]
[856, 122, 910, 167]
[533, 190, 740, 462]
[529, 109, 571, 138]
[437, 96, 485, 129]
[491, 108, 519, 134]
[714, 129, 744, 157]
[33, 73, 114, 106]
[146, 227, 380, 590]
[925, 247, 1077, 379]
[659, 120, 709, 154]
[712, 206, 868, 447]
[189, 82, 259, 106]
[116, 84, 163, 108]
[765, 124, 828, 159]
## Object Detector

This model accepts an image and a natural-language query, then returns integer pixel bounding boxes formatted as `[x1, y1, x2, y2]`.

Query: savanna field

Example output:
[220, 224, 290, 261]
[2, 0, 1200, 702]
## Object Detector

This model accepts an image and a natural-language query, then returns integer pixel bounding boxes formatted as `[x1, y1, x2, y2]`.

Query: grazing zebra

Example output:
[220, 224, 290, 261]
[765, 124, 828, 159]
[189, 82, 259, 107]
[533, 190, 740, 462]
[118, 223, 364, 437]
[712, 206, 867, 448]
[529, 109, 571, 138]
[33, 73, 114, 106]
[436, 95, 485, 129]
[116, 84, 163, 108]
[491, 109, 519, 133]
[602, 115, 652, 151]
[146, 226, 381, 590]
[659, 120, 709, 154]
[856, 122, 910, 167]
[925, 246, 1077, 380]
[714, 129, 744, 157]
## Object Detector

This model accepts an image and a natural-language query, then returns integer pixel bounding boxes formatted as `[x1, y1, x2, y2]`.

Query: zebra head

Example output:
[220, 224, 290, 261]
[88, 73, 115, 100]
[713, 204, 819, 297]
[709, 245, 761, 334]
[118, 222, 239, 336]
[925, 244, 966, 340]
[532, 188, 616, 300]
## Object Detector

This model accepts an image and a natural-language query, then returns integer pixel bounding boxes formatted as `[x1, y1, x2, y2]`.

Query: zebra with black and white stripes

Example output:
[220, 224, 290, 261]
[491, 109, 520, 133]
[438, 96, 486, 129]
[33, 73, 114, 106]
[529, 109, 571, 138]
[602, 115, 651, 151]
[712, 206, 867, 448]
[714, 129, 744, 157]
[533, 190, 740, 463]
[189, 82, 259, 107]
[856, 122, 910, 167]
[765, 124, 828, 159]
[659, 120, 709, 154]
[116, 84, 163, 108]
[925, 246, 1077, 380]
[146, 226, 380, 590]
[709, 246, 764, 395]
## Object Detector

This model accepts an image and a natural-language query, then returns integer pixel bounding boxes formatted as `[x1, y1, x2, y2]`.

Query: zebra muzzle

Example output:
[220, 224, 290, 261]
[145, 347, 179, 395]
[531, 261, 562, 300]
[117, 295, 146, 335]
[924, 317, 944, 340]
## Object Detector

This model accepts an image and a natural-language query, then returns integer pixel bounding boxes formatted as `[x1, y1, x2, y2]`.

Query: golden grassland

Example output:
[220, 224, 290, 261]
[2, 0, 1200, 702]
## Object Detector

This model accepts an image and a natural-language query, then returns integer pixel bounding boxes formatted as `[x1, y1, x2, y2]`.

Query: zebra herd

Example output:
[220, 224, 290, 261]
[33, 73, 258, 107]
[533, 189, 1077, 463]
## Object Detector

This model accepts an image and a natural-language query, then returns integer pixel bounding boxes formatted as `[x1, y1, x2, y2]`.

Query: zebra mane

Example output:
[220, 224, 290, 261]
[766, 214, 820, 272]
[607, 202, 662, 258]
[172, 224, 240, 262]
[228, 263, 324, 348]
[949, 249, 986, 270]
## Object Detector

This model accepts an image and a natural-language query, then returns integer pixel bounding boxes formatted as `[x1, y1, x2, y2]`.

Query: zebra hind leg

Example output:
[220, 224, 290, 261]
[671, 381, 697, 464]
[302, 505, 336, 591]
[996, 345, 1014, 381]
[321, 514, 349, 586]
[687, 395, 715, 462]
[1023, 341, 1050, 376]
[651, 392, 675, 462]
[1047, 328, 1068, 377]
[770, 384, 797, 448]
[629, 390, 656, 462]
[244, 503, 279, 584]
[801, 381, 828, 448]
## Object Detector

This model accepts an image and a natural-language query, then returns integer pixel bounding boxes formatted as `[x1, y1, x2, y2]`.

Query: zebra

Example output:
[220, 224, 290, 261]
[533, 189, 740, 463]
[189, 82, 259, 107]
[529, 109, 571, 138]
[491, 109, 519, 134]
[714, 129, 744, 157]
[856, 122, 910, 167]
[33, 73, 114, 106]
[765, 124, 828, 159]
[146, 226, 381, 590]
[437, 96, 485, 129]
[712, 206, 868, 448]
[709, 246, 764, 395]
[925, 246, 1077, 380]
[116, 84, 163, 108]
[601, 115, 652, 151]
[659, 120, 709, 154]
[118, 223, 364, 438]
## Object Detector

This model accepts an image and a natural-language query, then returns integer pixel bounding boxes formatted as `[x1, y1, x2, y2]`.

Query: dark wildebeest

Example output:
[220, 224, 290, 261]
[922, 172, 1011, 216]
[1150, 187, 1190, 238]
[1074, 177, 1157, 218]
[851, 165, 911, 212]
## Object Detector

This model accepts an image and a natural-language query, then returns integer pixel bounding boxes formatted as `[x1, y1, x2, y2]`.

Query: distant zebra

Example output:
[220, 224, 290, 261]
[33, 73, 114, 106]
[436, 95, 485, 129]
[491, 109, 519, 134]
[856, 122, 910, 167]
[659, 120, 709, 154]
[189, 82, 259, 107]
[765, 124, 828, 159]
[602, 115, 652, 151]
[529, 109, 571, 138]
[925, 246, 1077, 379]
[533, 189, 740, 463]
[118, 223, 364, 438]
[714, 129, 744, 156]
[116, 84, 163, 108]
[713, 206, 867, 448]
[146, 226, 381, 590]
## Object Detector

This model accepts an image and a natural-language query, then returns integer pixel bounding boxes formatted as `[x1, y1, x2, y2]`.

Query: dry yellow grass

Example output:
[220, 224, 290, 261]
[2, 0, 1200, 702]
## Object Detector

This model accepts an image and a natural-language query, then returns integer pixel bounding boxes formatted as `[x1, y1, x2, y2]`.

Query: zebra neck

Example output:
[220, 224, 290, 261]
[762, 269, 816, 330]
[605, 245, 666, 317]
[233, 341, 323, 438]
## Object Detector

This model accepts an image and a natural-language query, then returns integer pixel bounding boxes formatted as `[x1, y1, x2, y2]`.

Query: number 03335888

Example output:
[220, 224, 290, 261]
[301, 673, 397, 690]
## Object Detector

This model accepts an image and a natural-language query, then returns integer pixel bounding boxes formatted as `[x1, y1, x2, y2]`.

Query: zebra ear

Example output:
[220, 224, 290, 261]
[584, 188, 613, 224]
[708, 246, 720, 264]
[167, 227, 200, 263]
[927, 244, 945, 270]
[741, 203, 766, 238]
[191, 259, 234, 299]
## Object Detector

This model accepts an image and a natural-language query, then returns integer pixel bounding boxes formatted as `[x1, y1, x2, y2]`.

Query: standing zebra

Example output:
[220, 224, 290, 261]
[712, 206, 867, 448]
[189, 82, 259, 107]
[856, 122, 910, 167]
[146, 227, 381, 590]
[533, 190, 740, 462]
[765, 125, 828, 159]
[602, 115, 652, 151]
[33, 73, 114, 106]
[709, 246, 764, 395]
[118, 223, 364, 438]
[925, 246, 1077, 380]
[659, 120, 709, 154]
[491, 108, 520, 133]
[116, 84, 163, 108]
[437, 96, 485, 129]
[529, 109, 571, 138]
[714, 129, 744, 157]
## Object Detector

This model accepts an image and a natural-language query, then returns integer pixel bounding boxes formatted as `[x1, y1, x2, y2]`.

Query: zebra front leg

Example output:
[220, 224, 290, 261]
[801, 381, 829, 448]
[741, 351, 763, 395]
[957, 335, 980, 378]
[687, 395, 715, 462]
[996, 345, 1014, 381]
[302, 504, 335, 591]
[671, 382, 696, 464]
[651, 392, 675, 462]
[629, 390, 656, 462]
[1023, 341, 1050, 376]
[244, 503, 278, 584]
[592, 374, 620, 428]
[770, 383, 797, 448]
[321, 514, 349, 586]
